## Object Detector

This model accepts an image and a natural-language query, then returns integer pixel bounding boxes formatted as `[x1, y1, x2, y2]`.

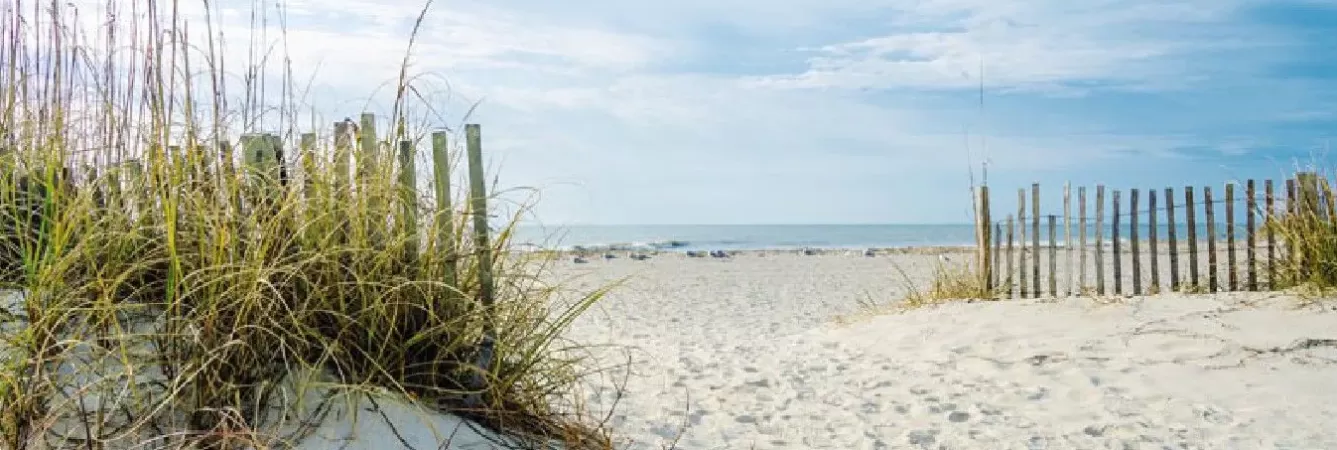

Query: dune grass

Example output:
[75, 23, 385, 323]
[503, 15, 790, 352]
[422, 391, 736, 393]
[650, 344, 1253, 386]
[1264, 170, 1337, 298]
[0, 1, 620, 449]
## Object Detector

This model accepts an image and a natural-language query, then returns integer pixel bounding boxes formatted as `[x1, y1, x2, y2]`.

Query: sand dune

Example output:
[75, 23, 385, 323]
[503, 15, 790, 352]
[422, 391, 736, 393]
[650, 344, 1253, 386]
[556, 252, 1337, 449]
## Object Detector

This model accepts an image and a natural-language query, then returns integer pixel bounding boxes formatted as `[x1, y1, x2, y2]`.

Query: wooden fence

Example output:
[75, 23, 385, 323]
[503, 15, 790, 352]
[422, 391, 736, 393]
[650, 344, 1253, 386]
[2, 113, 500, 401]
[973, 172, 1326, 299]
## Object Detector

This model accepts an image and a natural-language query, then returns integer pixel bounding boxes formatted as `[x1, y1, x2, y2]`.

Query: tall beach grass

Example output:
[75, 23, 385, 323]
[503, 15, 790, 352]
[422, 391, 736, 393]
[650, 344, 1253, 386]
[0, 0, 619, 448]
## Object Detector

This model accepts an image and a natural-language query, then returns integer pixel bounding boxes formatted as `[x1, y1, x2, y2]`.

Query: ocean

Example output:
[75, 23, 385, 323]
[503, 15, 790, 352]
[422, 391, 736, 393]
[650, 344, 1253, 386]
[508, 223, 1256, 252]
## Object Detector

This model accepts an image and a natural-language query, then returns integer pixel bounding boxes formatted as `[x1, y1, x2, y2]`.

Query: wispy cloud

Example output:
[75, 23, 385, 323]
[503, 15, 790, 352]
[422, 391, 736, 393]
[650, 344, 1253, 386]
[56, 0, 1337, 224]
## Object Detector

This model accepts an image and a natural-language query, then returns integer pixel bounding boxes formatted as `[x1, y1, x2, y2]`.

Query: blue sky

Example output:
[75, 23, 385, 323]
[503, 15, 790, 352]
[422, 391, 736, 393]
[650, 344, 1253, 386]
[85, 0, 1337, 225]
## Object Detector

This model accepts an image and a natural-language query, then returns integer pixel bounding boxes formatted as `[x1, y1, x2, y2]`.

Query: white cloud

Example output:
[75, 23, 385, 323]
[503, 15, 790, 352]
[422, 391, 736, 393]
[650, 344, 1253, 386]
[749, 0, 1269, 94]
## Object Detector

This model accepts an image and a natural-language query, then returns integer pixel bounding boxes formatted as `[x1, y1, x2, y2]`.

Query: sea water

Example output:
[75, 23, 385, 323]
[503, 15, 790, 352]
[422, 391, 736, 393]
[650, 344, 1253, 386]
[508, 223, 1252, 252]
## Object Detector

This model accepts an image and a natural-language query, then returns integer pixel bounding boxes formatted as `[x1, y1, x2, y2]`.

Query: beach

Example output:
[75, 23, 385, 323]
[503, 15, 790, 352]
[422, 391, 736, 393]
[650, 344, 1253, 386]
[553, 249, 1337, 449]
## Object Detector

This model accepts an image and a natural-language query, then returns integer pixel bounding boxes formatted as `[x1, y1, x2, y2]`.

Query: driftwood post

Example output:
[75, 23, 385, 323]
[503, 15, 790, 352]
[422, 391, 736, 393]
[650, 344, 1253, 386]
[465, 124, 496, 408]
[1064, 182, 1073, 296]
[1186, 186, 1199, 290]
[1149, 189, 1159, 292]
[1131, 188, 1141, 295]
[1113, 190, 1122, 296]
[1095, 185, 1106, 295]
[1266, 180, 1276, 288]
[1049, 215, 1057, 297]
[1018, 189, 1028, 298]
[1226, 183, 1237, 291]
[1246, 180, 1257, 291]
[1079, 186, 1088, 293]
[1205, 186, 1218, 293]
[1032, 183, 1041, 297]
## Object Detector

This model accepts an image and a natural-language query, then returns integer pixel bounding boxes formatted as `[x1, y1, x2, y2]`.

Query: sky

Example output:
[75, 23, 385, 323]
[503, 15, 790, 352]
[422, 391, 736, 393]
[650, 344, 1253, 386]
[62, 0, 1337, 225]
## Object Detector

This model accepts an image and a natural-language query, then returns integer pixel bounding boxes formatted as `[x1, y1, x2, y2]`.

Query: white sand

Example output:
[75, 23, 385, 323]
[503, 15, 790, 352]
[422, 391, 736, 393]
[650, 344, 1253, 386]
[0, 290, 520, 450]
[555, 251, 1337, 449]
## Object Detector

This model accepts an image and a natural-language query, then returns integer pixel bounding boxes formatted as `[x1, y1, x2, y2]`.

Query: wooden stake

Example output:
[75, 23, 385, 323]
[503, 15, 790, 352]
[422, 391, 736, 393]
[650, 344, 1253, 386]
[1032, 183, 1041, 297]
[1166, 188, 1179, 291]
[1226, 183, 1237, 291]
[1018, 188, 1027, 298]
[1095, 185, 1106, 296]
[1113, 189, 1122, 296]
[1246, 179, 1257, 291]
[1079, 186, 1087, 293]
[1149, 189, 1159, 292]
[1205, 186, 1218, 293]
[1131, 188, 1141, 295]
[1064, 182, 1073, 296]
[1186, 186, 1199, 290]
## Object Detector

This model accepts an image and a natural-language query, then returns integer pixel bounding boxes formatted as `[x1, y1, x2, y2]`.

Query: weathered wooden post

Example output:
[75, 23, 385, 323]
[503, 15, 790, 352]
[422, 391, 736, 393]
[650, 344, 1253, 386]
[1113, 189, 1122, 295]
[1032, 183, 1041, 296]
[465, 124, 496, 409]
[976, 185, 992, 292]
[398, 140, 420, 266]
[1064, 182, 1073, 296]
[1246, 180, 1257, 291]
[1149, 189, 1159, 292]
[1205, 186, 1218, 292]
[1018, 189, 1027, 298]
[1226, 182, 1237, 291]
[1186, 186, 1198, 290]
[1079, 186, 1088, 293]
[432, 131, 458, 290]
[1166, 188, 1179, 291]
[1095, 185, 1105, 295]
[1131, 188, 1141, 295]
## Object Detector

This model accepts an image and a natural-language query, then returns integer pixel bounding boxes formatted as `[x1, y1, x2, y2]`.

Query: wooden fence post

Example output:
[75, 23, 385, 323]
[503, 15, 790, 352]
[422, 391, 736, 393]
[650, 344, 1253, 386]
[1296, 172, 1320, 280]
[1064, 182, 1073, 296]
[1079, 186, 1088, 293]
[1131, 188, 1141, 295]
[1166, 188, 1179, 291]
[1149, 189, 1159, 293]
[432, 130, 457, 290]
[994, 221, 1002, 292]
[1049, 214, 1057, 297]
[299, 133, 317, 201]
[1186, 186, 1199, 290]
[977, 186, 992, 292]
[1246, 179, 1257, 291]
[1006, 215, 1015, 298]
[1032, 183, 1041, 297]
[1266, 179, 1276, 288]
[240, 133, 282, 212]
[1226, 183, 1237, 291]
[465, 123, 496, 408]
[1205, 186, 1218, 292]
[1095, 185, 1106, 295]
[1018, 188, 1028, 298]
[358, 113, 381, 244]
[1113, 189, 1122, 295]
[398, 140, 419, 265]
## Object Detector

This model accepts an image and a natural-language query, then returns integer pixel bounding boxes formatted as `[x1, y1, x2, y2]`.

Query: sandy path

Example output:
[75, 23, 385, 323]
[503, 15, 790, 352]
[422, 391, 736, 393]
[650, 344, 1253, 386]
[554, 252, 1337, 450]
